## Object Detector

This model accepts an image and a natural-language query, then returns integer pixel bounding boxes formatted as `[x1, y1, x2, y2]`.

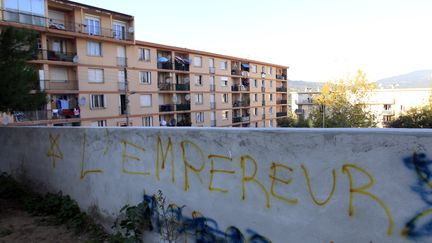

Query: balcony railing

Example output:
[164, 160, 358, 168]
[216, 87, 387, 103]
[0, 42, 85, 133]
[33, 49, 77, 62]
[276, 112, 287, 117]
[241, 116, 250, 122]
[276, 87, 287, 92]
[382, 110, 395, 116]
[157, 61, 173, 70]
[175, 84, 190, 91]
[175, 62, 189, 71]
[0, 9, 134, 41]
[210, 102, 216, 109]
[158, 83, 174, 91]
[209, 67, 215, 74]
[233, 100, 250, 107]
[276, 99, 287, 105]
[159, 104, 174, 112]
[232, 117, 242, 123]
[176, 104, 191, 111]
[231, 69, 242, 76]
[118, 82, 126, 91]
[37, 80, 78, 91]
[116, 57, 127, 67]
[232, 84, 249, 92]
[210, 120, 216, 127]
[276, 74, 287, 80]
[295, 109, 304, 114]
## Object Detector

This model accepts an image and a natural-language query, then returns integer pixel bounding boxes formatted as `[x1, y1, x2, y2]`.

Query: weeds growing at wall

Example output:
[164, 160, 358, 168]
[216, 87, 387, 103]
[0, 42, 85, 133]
[0, 172, 124, 242]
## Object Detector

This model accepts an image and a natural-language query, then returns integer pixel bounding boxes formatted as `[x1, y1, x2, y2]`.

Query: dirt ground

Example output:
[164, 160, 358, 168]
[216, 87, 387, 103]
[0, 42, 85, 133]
[0, 199, 90, 243]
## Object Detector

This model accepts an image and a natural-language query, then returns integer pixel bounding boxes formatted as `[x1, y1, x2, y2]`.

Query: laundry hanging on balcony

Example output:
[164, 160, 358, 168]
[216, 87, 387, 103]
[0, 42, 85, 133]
[158, 57, 169, 63]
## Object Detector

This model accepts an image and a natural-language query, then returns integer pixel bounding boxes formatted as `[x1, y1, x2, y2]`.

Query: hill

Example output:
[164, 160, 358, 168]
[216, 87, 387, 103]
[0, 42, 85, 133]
[376, 70, 432, 88]
[288, 80, 323, 92]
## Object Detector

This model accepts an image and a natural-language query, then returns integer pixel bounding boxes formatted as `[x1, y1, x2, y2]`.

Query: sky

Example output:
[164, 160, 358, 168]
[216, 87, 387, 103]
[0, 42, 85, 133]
[73, 0, 432, 82]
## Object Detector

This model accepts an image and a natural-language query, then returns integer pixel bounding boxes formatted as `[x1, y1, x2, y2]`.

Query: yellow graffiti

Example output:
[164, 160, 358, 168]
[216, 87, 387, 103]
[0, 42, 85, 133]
[269, 162, 298, 205]
[80, 132, 103, 180]
[240, 155, 270, 209]
[181, 140, 206, 191]
[121, 140, 149, 176]
[208, 154, 235, 193]
[301, 164, 336, 206]
[341, 164, 394, 236]
[46, 133, 63, 168]
[156, 136, 175, 183]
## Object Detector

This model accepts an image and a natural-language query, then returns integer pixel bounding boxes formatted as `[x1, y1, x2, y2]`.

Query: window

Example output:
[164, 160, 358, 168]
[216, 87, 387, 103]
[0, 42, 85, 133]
[92, 120, 107, 127]
[140, 95, 152, 107]
[254, 93, 258, 102]
[195, 75, 203, 85]
[139, 71, 151, 84]
[254, 79, 258, 87]
[195, 93, 203, 104]
[88, 69, 104, 83]
[220, 61, 228, 70]
[262, 80, 265, 87]
[269, 107, 273, 114]
[196, 112, 204, 123]
[90, 94, 106, 109]
[268, 67, 273, 75]
[139, 48, 150, 61]
[221, 77, 228, 86]
[253, 108, 258, 116]
[193, 56, 202, 67]
[87, 41, 102, 56]
[222, 93, 229, 103]
[85, 15, 101, 35]
[270, 80, 273, 88]
[270, 94, 273, 101]
[113, 21, 126, 40]
[209, 58, 215, 67]
[142, 116, 153, 126]
[261, 66, 265, 73]
[5, 0, 45, 21]
[251, 65, 257, 73]
[222, 110, 229, 120]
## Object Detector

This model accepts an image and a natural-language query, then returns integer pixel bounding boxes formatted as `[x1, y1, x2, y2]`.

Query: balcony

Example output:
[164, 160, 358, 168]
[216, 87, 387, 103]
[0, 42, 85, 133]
[176, 104, 190, 111]
[118, 82, 126, 91]
[276, 99, 287, 105]
[0, 10, 134, 41]
[175, 62, 189, 71]
[232, 117, 242, 123]
[241, 116, 250, 122]
[276, 87, 287, 92]
[382, 110, 395, 116]
[157, 61, 173, 70]
[231, 69, 242, 76]
[158, 83, 174, 91]
[276, 74, 287, 80]
[116, 57, 127, 67]
[209, 67, 215, 74]
[210, 102, 216, 109]
[37, 80, 78, 91]
[276, 112, 287, 117]
[210, 84, 215, 92]
[261, 87, 266, 92]
[34, 49, 77, 62]
[175, 84, 190, 91]
[159, 104, 174, 112]
[233, 100, 250, 108]
[295, 109, 304, 115]
[210, 120, 216, 127]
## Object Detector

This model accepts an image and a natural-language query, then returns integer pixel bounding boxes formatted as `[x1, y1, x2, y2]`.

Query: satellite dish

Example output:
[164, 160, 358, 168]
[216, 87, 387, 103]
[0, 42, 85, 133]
[172, 94, 178, 104]
[128, 27, 134, 33]
[185, 94, 191, 101]
[73, 55, 79, 63]
[79, 96, 86, 106]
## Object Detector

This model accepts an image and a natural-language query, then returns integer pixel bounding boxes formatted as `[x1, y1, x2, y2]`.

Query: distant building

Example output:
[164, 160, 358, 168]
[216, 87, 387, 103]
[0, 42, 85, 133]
[290, 88, 432, 127]
[0, 0, 289, 128]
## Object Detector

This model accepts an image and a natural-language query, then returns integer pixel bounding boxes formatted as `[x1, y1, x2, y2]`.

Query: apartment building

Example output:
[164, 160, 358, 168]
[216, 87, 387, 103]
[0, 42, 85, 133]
[290, 88, 432, 127]
[0, 0, 289, 128]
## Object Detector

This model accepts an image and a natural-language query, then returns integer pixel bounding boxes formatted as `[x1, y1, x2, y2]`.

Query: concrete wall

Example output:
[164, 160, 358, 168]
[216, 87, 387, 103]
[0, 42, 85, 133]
[1, 127, 432, 242]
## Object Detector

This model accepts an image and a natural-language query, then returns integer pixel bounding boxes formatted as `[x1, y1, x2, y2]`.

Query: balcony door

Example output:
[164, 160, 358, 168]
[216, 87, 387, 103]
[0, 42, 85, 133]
[117, 46, 126, 66]
[85, 15, 101, 35]
[120, 94, 127, 115]
[113, 21, 126, 40]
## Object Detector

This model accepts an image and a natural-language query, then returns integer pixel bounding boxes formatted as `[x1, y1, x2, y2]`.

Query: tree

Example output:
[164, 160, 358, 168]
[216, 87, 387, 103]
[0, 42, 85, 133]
[389, 100, 432, 128]
[309, 70, 377, 128]
[277, 113, 312, 127]
[0, 27, 47, 113]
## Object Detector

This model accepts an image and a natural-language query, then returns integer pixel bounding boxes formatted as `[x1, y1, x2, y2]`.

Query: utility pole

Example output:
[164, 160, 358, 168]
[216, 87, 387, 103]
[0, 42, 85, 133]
[124, 63, 129, 126]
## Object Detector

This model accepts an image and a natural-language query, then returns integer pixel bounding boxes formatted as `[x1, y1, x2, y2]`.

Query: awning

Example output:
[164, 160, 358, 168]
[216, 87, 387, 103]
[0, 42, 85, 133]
[241, 63, 250, 68]
[175, 56, 184, 64]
